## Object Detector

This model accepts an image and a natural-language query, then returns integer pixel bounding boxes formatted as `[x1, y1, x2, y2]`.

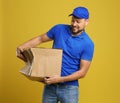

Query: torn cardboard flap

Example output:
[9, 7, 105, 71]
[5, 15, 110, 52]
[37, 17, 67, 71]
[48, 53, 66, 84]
[19, 48, 62, 81]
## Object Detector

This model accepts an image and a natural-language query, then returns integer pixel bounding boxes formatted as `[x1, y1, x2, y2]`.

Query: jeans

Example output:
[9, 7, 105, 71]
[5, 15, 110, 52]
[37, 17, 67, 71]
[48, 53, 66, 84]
[42, 84, 79, 103]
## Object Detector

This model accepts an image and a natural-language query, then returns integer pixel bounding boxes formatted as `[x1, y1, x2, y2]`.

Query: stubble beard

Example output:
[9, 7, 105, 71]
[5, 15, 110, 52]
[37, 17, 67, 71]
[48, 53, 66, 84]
[70, 25, 84, 35]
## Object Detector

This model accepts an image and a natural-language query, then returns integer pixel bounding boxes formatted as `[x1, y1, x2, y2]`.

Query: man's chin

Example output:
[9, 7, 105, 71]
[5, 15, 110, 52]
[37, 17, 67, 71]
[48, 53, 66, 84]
[72, 30, 84, 35]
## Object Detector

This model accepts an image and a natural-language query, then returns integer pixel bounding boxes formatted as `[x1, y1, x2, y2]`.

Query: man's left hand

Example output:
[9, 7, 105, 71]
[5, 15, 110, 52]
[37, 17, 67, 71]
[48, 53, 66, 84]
[44, 75, 63, 85]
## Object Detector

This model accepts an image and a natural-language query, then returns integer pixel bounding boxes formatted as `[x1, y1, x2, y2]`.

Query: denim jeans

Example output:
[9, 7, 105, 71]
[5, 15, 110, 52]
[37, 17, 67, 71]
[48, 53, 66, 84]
[42, 84, 79, 103]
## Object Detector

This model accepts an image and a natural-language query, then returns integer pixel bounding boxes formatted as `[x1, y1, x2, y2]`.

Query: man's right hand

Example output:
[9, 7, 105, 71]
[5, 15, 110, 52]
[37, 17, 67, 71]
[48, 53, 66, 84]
[16, 47, 27, 62]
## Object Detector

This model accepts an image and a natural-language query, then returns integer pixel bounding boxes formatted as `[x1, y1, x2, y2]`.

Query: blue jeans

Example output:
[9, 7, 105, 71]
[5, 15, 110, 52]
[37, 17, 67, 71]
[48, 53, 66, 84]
[42, 84, 79, 103]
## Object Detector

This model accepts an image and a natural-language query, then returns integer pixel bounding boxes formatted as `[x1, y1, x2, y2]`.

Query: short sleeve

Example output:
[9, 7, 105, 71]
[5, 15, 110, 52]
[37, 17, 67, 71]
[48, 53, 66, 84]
[46, 25, 58, 39]
[81, 43, 94, 61]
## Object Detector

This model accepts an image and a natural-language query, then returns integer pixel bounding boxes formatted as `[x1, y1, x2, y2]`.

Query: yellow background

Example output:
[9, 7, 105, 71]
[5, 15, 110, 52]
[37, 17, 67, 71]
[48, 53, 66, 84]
[0, 0, 120, 103]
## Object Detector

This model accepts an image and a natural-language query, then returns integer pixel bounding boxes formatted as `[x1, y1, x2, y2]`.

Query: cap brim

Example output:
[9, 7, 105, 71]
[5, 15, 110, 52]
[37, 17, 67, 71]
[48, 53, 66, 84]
[68, 14, 73, 16]
[68, 14, 81, 19]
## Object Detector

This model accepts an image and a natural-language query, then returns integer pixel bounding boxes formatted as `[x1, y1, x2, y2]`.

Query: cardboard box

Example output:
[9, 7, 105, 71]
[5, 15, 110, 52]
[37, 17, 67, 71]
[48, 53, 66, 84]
[19, 48, 62, 82]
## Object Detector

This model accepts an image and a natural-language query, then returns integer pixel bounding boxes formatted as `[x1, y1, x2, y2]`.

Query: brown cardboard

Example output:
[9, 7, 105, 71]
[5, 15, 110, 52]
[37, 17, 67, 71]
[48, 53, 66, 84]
[19, 48, 62, 82]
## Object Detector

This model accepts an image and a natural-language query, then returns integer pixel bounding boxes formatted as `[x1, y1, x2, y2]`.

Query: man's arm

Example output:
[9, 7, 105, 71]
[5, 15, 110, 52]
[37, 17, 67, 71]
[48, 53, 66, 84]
[44, 59, 91, 84]
[62, 59, 91, 81]
[16, 33, 52, 60]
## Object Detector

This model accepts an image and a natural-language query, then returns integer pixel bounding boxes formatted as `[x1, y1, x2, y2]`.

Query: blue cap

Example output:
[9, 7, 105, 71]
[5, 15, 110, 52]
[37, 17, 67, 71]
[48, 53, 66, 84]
[69, 6, 89, 19]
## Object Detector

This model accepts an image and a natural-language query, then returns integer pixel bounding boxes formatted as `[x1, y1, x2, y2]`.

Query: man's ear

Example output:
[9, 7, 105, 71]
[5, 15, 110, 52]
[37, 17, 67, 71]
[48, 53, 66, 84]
[85, 19, 89, 26]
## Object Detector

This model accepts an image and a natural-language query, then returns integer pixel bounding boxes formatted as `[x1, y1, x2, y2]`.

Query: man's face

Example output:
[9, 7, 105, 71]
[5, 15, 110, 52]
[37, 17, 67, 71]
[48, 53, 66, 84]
[71, 16, 89, 35]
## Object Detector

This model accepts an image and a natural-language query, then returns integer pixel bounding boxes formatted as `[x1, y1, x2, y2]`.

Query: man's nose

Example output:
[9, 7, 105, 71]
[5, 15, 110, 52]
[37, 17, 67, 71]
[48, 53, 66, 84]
[72, 21, 77, 26]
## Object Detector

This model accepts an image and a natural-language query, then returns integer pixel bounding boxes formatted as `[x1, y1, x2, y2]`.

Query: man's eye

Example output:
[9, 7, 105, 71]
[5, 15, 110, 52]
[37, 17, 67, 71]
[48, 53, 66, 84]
[77, 21, 81, 23]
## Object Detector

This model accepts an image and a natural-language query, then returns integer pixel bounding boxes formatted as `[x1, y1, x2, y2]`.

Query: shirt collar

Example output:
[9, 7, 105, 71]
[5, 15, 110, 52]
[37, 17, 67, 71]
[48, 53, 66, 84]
[71, 31, 86, 39]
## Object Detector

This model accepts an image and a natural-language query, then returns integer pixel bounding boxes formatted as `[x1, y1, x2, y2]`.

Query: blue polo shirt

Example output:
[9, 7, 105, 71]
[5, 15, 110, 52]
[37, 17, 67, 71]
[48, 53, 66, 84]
[47, 24, 94, 86]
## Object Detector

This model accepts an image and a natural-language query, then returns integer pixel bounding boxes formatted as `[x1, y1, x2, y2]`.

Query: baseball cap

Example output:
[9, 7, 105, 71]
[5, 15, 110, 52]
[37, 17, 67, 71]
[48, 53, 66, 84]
[69, 6, 89, 19]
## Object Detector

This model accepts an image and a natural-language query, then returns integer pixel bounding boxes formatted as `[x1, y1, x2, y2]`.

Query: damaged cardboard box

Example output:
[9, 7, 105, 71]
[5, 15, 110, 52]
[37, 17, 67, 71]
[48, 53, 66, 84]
[19, 48, 62, 82]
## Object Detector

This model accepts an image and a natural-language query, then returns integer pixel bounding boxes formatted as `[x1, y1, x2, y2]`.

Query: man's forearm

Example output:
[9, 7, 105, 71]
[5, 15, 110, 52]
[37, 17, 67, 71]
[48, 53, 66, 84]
[18, 36, 41, 51]
[44, 69, 87, 84]
[61, 70, 86, 82]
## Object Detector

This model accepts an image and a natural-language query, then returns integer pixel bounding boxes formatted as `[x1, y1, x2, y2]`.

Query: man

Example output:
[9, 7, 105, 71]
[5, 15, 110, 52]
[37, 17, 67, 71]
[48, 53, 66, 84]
[17, 6, 94, 103]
